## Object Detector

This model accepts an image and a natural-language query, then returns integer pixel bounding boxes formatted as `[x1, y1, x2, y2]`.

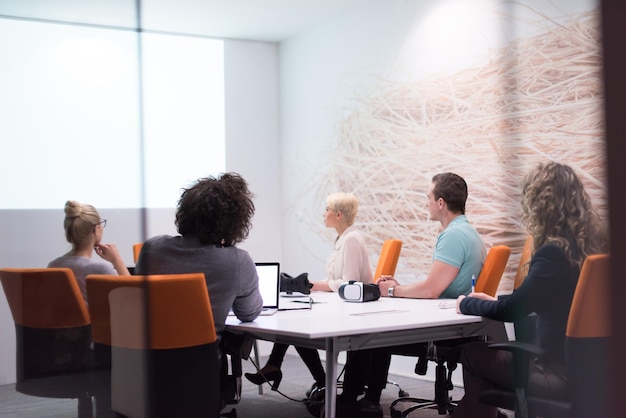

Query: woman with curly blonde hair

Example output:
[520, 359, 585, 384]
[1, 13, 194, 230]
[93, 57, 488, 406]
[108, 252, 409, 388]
[452, 162, 605, 418]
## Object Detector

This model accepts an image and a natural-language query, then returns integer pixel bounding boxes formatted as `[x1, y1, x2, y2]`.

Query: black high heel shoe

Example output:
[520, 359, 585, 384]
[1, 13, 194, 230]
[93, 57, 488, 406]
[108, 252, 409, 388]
[244, 369, 283, 391]
[306, 382, 325, 399]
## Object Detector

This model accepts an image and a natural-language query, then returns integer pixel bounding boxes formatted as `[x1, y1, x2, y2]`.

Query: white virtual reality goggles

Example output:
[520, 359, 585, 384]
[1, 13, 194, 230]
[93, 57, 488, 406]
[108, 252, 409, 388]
[338, 280, 381, 303]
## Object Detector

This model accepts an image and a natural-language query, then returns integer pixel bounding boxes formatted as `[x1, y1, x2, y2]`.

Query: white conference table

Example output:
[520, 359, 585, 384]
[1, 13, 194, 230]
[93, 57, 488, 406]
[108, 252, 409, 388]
[226, 292, 485, 418]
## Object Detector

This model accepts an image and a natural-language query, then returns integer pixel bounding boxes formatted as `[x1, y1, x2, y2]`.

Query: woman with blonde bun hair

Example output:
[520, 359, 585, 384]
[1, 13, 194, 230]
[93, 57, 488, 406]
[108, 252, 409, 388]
[48, 200, 130, 304]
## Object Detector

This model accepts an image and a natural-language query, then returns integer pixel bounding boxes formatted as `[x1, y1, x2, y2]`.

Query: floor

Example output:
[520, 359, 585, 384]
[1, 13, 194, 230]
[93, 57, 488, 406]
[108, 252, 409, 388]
[0, 353, 469, 418]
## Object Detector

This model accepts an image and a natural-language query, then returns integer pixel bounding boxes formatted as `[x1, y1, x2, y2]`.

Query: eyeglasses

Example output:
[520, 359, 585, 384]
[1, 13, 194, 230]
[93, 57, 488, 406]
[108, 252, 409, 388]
[95, 219, 107, 228]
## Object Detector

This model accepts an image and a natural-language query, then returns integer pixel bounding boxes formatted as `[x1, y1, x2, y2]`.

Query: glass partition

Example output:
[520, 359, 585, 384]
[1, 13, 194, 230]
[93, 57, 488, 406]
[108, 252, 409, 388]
[0, 1, 225, 266]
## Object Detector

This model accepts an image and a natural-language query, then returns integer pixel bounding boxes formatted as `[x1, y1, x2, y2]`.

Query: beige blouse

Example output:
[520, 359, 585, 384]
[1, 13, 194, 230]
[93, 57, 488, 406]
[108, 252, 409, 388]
[324, 225, 373, 291]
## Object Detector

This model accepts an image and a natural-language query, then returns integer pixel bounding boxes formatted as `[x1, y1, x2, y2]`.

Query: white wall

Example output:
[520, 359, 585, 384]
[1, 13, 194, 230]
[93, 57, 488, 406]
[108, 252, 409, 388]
[277, 0, 598, 381]
[278, 0, 425, 285]
[224, 40, 282, 263]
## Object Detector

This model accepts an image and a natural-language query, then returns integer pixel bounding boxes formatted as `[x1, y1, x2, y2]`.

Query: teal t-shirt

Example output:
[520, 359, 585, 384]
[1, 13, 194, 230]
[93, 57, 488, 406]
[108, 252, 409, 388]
[433, 215, 486, 298]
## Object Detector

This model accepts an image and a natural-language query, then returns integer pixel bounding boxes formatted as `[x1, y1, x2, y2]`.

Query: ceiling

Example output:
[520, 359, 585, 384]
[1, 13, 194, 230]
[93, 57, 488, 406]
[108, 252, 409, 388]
[0, 0, 382, 42]
[142, 0, 382, 42]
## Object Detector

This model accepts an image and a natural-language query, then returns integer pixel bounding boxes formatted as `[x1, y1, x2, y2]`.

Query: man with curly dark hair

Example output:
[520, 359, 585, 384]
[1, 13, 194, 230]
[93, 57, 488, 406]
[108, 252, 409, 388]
[136, 173, 263, 409]
[136, 171, 263, 333]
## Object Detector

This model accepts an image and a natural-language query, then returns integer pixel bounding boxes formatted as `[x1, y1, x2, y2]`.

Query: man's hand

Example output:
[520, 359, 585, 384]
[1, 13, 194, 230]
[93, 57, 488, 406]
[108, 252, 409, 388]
[377, 276, 398, 297]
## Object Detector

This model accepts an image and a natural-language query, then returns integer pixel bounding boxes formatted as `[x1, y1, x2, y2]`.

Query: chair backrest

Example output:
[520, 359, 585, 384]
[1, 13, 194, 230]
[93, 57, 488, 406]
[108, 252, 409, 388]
[132, 243, 143, 264]
[0, 268, 92, 379]
[87, 275, 128, 350]
[513, 235, 533, 290]
[373, 239, 402, 282]
[86, 273, 216, 348]
[0, 267, 90, 328]
[90, 273, 220, 418]
[565, 254, 610, 418]
[567, 254, 610, 339]
[474, 245, 511, 297]
[104, 273, 217, 348]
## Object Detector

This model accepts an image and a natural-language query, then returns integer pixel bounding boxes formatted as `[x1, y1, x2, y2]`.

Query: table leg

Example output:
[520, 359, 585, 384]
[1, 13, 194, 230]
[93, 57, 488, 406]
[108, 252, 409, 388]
[325, 338, 338, 418]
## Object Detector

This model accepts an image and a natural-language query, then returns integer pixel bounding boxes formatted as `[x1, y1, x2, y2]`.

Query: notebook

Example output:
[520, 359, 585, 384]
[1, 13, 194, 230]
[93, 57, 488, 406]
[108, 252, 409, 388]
[256, 262, 280, 316]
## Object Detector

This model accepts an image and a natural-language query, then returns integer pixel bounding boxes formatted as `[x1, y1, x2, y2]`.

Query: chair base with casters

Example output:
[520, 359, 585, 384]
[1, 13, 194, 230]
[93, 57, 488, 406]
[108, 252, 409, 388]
[389, 341, 464, 417]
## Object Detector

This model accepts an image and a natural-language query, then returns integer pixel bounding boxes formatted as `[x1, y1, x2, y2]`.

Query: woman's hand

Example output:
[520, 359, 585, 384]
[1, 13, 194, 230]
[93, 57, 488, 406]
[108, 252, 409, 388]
[467, 292, 497, 301]
[456, 292, 497, 313]
[456, 295, 465, 313]
[94, 243, 131, 275]
[94, 243, 121, 263]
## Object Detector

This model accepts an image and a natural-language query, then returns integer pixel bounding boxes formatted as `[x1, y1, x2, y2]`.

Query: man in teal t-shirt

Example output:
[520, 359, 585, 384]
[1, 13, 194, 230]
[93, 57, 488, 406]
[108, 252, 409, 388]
[434, 213, 486, 298]
[378, 172, 486, 300]
[337, 173, 487, 417]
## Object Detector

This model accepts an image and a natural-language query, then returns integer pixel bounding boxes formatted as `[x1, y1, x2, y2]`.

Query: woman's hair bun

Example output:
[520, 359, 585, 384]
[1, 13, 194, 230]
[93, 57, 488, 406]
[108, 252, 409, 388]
[64, 200, 82, 218]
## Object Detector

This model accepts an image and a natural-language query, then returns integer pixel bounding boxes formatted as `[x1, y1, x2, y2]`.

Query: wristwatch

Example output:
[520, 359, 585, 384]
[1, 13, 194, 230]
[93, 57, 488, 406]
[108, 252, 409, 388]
[388, 285, 396, 298]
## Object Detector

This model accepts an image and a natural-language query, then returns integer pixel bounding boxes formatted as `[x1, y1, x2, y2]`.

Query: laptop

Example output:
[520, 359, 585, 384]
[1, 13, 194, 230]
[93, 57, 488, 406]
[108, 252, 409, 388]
[256, 262, 280, 316]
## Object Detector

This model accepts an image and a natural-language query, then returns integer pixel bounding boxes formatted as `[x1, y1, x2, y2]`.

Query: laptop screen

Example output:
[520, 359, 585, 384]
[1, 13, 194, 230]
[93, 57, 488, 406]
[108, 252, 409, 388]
[255, 262, 280, 309]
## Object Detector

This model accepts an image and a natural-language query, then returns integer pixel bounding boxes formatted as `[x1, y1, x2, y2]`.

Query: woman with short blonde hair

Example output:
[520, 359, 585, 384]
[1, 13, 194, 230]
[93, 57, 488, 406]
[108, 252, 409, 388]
[245, 191, 372, 400]
[326, 192, 359, 225]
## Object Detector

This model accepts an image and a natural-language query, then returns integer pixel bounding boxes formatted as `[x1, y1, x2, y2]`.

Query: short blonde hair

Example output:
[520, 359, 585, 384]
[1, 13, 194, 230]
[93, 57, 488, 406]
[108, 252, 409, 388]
[326, 193, 359, 225]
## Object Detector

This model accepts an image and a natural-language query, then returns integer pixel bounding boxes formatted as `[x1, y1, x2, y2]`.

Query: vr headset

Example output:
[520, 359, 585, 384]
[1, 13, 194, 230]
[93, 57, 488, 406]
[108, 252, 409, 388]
[338, 280, 381, 303]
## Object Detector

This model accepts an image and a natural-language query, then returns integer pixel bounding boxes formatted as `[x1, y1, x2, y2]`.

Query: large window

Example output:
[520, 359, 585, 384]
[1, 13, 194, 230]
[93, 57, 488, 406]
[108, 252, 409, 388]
[0, 12, 225, 210]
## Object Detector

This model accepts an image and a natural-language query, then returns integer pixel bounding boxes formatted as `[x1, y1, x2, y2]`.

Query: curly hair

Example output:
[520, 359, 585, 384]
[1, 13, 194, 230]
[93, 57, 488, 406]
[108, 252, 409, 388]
[175, 172, 255, 246]
[432, 172, 468, 214]
[521, 162, 604, 268]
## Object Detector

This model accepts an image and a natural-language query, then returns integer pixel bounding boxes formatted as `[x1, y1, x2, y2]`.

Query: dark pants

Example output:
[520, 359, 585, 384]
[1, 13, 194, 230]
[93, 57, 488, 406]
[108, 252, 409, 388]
[267, 343, 326, 385]
[341, 347, 392, 404]
[451, 341, 567, 418]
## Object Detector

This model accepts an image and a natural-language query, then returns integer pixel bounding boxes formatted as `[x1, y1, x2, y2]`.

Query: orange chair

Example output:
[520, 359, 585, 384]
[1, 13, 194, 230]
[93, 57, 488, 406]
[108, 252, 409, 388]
[513, 235, 533, 290]
[132, 242, 143, 264]
[86, 274, 121, 368]
[480, 254, 610, 418]
[373, 239, 402, 282]
[0, 268, 93, 416]
[512, 236, 536, 343]
[370, 239, 404, 394]
[474, 245, 511, 297]
[87, 273, 225, 418]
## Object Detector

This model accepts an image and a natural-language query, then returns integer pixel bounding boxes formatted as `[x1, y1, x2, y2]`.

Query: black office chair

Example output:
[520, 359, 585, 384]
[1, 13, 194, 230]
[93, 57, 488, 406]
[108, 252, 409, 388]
[479, 254, 610, 418]
[390, 245, 511, 417]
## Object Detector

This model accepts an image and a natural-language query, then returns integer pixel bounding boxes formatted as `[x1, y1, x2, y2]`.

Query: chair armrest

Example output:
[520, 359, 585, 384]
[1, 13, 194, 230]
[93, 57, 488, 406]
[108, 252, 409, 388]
[487, 341, 545, 358]
[486, 341, 545, 392]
